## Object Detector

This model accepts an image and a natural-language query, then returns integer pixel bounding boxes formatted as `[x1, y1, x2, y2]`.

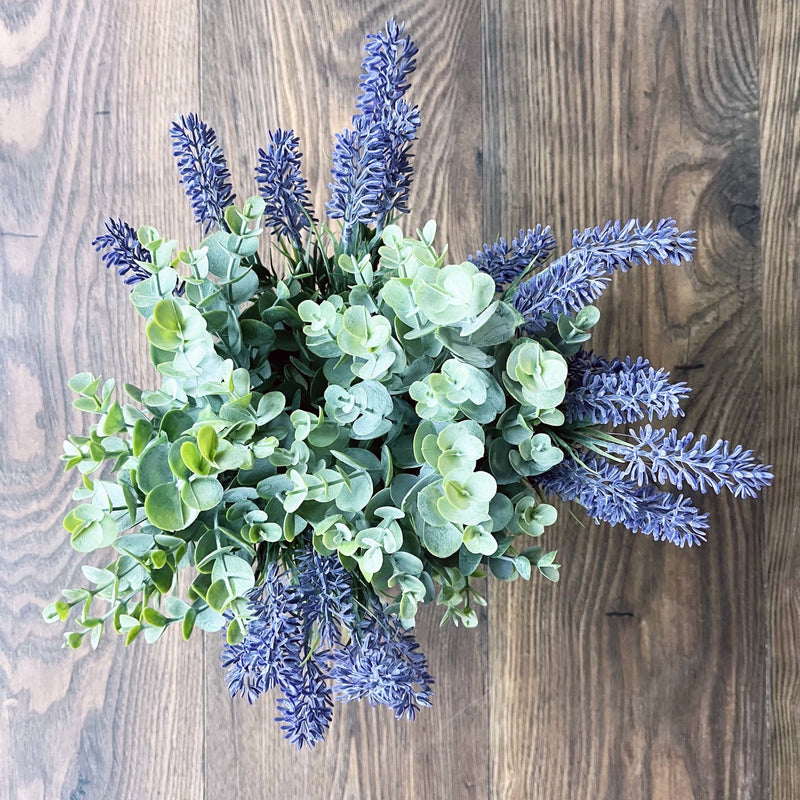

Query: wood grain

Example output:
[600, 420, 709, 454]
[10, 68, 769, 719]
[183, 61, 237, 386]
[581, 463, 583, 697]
[760, 2, 800, 798]
[198, 2, 487, 799]
[0, 2, 205, 799]
[1, 1, 797, 798]
[484, 1, 768, 798]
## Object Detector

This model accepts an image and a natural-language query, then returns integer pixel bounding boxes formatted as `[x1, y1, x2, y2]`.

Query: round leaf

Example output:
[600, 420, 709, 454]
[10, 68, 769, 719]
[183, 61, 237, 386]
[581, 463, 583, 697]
[145, 482, 198, 532]
[181, 477, 224, 511]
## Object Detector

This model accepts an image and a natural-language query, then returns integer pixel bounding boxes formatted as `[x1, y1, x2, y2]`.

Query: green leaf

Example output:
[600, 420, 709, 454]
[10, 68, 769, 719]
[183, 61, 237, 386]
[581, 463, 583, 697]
[283, 512, 305, 542]
[359, 546, 383, 574]
[464, 300, 522, 346]
[180, 441, 210, 476]
[182, 607, 197, 640]
[144, 625, 165, 644]
[144, 482, 198, 532]
[390, 551, 424, 577]
[211, 555, 255, 597]
[226, 617, 245, 644]
[55, 601, 71, 621]
[417, 484, 448, 526]
[463, 525, 498, 556]
[197, 425, 219, 462]
[419, 521, 462, 558]
[68, 372, 101, 396]
[488, 493, 514, 531]
[98, 401, 125, 436]
[143, 607, 168, 627]
[81, 565, 115, 587]
[115, 532, 155, 558]
[125, 625, 142, 646]
[132, 418, 153, 457]
[181, 477, 224, 511]
[160, 408, 195, 442]
[513, 555, 532, 580]
[335, 469, 372, 512]
[150, 564, 175, 593]
[537, 550, 560, 582]
[458, 545, 483, 576]
[256, 392, 285, 424]
[399, 592, 418, 620]
[206, 579, 231, 612]
[66, 505, 118, 553]
[137, 441, 173, 493]
[130, 270, 177, 317]
[489, 556, 515, 581]
[73, 397, 100, 413]
[414, 262, 495, 326]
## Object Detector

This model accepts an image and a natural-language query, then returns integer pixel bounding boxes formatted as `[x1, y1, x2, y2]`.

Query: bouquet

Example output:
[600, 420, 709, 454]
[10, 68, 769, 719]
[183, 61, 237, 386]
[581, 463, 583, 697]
[45, 20, 772, 749]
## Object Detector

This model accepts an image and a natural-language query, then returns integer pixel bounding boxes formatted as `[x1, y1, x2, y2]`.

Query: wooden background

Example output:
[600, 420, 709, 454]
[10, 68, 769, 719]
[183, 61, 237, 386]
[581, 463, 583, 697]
[0, 1, 797, 798]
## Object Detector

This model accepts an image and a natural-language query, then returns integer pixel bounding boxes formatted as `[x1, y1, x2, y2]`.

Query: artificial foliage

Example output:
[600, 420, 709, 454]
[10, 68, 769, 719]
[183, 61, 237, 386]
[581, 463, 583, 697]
[45, 20, 772, 749]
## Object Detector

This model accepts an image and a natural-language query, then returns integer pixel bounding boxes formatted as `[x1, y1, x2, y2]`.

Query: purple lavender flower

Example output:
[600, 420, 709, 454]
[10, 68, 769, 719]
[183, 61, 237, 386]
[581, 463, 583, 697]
[296, 545, 355, 646]
[92, 218, 151, 286]
[565, 350, 691, 425]
[356, 19, 418, 117]
[355, 19, 420, 217]
[538, 456, 710, 547]
[170, 114, 235, 232]
[255, 129, 315, 247]
[572, 218, 696, 267]
[327, 20, 420, 243]
[469, 225, 556, 291]
[275, 654, 333, 749]
[329, 602, 433, 720]
[606, 425, 774, 499]
[221, 564, 335, 748]
[514, 218, 696, 332]
[327, 122, 386, 244]
[221, 565, 304, 703]
[372, 98, 420, 221]
[222, 559, 434, 744]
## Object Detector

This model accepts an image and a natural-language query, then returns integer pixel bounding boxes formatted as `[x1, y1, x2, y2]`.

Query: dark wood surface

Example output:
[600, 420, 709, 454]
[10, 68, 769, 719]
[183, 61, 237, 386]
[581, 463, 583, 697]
[0, 1, 795, 798]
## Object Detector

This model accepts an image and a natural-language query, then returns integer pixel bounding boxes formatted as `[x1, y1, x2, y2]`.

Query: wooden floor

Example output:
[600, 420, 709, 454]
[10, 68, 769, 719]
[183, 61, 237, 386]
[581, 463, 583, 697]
[0, 1, 797, 798]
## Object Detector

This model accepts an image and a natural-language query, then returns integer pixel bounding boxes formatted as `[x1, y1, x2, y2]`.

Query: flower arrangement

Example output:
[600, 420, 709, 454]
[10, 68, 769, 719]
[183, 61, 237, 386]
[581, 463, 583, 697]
[45, 20, 772, 749]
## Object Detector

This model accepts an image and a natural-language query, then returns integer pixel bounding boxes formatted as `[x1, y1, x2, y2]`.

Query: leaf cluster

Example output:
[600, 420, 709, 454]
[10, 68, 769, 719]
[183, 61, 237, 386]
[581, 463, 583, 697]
[47, 207, 601, 647]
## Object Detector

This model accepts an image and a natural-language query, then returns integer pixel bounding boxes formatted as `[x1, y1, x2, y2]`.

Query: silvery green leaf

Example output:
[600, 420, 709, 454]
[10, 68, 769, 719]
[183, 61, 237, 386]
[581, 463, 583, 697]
[458, 545, 483, 576]
[435, 326, 495, 368]
[419, 520, 462, 558]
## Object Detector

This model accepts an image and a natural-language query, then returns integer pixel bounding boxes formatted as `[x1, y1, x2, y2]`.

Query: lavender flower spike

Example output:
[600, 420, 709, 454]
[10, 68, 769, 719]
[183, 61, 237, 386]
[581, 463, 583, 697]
[255, 129, 315, 247]
[328, 20, 420, 242]
[221, 565, 304, 703]
[356, 19, 418, 117]
[329, 602, 433, 720]
[92, 218, 151, 286]
[538, 456, 710, 547]
[469, 225, 556, 291]
[327, 121, 385, 245]
[170, 113, 235, 232]
[356, 20, 419, 226]
[514, 218, 696, 332]
[606, 424, 774, 499]
[565, 350, 691, 425]
[275, 654, 334, 750]
[296, 543, 355, 646]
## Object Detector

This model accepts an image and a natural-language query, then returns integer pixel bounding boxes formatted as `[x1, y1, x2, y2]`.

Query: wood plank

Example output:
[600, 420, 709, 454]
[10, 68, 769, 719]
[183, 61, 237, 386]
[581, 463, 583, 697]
[0, 2, 204, 798]
[483, 1, 768, 798]
[199, 2, 488, 798]
[759, 2, 800, 797]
